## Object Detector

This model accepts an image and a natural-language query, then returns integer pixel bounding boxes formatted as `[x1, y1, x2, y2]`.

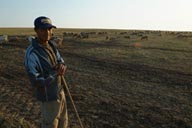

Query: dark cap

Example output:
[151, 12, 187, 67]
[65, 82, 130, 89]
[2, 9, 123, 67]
[34, 16, 56, 29]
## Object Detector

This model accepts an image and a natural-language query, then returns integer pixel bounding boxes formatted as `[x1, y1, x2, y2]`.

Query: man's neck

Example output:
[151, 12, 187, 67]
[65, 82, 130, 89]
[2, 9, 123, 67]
[37, 38, 49, 45]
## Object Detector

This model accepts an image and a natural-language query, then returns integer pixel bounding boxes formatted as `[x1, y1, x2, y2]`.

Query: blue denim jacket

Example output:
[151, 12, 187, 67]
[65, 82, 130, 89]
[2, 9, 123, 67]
[24, 38, 65, 102]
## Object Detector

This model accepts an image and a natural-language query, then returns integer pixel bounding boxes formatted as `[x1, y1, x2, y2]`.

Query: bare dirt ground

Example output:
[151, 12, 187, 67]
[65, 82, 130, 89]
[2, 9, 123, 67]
[0, 38, 192, 128]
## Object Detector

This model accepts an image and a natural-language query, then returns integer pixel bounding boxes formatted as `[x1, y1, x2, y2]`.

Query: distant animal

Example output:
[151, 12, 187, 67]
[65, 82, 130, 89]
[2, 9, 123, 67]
[141, 36, 148, 40]
[8, 36, 19, 42]
[0, 35, 8, 43]
[105, 35, 110, 40]
[97, 32, 106, 35]
[79, 32, 89, 38]
[124, 36, 130, 39]
[120, 32, 127, 35]
[177, 34, 192, 38]
[50, 36, 62, 48]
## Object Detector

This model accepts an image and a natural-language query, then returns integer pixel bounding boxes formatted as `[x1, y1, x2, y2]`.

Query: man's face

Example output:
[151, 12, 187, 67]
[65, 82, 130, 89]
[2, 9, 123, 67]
[35, 27, 53, 43]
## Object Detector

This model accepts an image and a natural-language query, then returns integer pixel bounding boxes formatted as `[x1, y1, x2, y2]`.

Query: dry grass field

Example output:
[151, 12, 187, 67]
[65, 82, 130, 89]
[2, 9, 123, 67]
[0, 28, 192, 128]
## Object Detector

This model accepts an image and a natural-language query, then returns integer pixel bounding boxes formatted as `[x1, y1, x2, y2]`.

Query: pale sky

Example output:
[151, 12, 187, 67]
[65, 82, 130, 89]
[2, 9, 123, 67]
[1, 0, 192, 31]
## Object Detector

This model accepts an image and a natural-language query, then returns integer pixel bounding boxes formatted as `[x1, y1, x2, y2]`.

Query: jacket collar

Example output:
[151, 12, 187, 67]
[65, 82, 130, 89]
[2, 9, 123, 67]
[32, 38, 54, 49]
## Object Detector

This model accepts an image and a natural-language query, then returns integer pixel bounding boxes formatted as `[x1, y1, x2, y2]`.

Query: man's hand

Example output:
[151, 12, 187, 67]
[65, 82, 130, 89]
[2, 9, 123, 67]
[54, 64, 67, 76]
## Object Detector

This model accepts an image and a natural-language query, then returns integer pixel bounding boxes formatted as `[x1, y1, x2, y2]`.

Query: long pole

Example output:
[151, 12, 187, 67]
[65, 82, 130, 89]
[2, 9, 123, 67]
[61, 76, 84, 128]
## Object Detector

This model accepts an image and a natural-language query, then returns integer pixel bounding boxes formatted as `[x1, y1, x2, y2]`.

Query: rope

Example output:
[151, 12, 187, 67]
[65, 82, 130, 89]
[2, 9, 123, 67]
[61, 76, 84, 128]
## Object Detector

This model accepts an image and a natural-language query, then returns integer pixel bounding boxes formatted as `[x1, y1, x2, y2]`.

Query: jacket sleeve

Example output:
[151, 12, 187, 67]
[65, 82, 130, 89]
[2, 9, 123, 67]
[24, 52, 55, 88]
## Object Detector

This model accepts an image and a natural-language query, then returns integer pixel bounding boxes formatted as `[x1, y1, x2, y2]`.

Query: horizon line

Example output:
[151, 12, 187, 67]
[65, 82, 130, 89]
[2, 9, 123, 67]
[0, 27, 192, 32]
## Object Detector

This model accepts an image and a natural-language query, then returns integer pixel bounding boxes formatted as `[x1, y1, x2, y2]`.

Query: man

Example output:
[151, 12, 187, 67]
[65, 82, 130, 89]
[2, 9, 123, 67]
[24, 16, 68, 128]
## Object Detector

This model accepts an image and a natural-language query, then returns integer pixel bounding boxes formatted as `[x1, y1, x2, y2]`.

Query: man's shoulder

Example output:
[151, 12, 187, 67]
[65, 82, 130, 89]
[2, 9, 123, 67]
[25, 43, 37, 58]
[26, 44, 34, 52]
[26, 38, 39, 53]
[49, 40, 57, 48]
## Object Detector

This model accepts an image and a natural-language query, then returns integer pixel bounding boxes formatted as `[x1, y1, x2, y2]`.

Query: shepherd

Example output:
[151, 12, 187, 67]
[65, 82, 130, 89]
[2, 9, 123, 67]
[24, 16, 68, 128]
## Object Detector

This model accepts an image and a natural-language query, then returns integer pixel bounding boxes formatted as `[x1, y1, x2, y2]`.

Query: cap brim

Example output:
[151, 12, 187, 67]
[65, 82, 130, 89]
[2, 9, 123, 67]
[38, 24, 56, 29]
[51, 25, 56, 28]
